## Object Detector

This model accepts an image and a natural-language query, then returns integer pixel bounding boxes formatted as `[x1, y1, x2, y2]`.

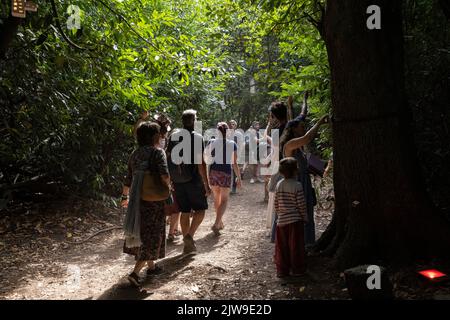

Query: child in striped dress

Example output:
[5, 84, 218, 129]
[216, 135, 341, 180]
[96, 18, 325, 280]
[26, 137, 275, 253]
[274, 157, 308, 278]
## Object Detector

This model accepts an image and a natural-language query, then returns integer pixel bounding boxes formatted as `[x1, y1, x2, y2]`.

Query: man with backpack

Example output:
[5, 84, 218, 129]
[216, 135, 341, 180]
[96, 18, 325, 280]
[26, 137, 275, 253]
[166, 109, 211, 254]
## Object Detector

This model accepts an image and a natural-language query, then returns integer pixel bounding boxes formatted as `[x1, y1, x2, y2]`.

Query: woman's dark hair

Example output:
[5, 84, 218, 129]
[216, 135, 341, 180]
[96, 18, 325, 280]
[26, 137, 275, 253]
[279, 118, 307, 154]
[136, 121, 161, 147]
[269, 101, 288, 121]
[279, 157, 298, 179]
[217, 122, 229, 138]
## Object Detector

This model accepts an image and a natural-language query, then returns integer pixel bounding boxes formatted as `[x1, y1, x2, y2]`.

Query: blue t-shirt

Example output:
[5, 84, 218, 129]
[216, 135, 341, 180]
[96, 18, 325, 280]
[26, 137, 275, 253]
[208, 138, 237, 174]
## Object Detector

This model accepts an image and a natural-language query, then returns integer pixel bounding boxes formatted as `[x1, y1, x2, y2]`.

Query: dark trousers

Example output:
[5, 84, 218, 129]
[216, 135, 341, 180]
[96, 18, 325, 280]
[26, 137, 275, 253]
[270, 213, 277, 243]
[274, 221, 306, 276]
[231, 169, 237, 193]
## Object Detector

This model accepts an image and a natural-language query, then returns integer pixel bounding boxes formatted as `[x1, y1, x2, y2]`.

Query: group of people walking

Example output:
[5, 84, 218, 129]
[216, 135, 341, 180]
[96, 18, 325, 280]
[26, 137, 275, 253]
[120, 94, 329, 287]
[121, 109, 242, 286]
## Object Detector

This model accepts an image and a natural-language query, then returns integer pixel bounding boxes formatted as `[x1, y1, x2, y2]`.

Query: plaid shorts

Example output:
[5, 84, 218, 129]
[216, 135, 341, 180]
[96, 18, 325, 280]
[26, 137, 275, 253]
[209, 169, 232, 188]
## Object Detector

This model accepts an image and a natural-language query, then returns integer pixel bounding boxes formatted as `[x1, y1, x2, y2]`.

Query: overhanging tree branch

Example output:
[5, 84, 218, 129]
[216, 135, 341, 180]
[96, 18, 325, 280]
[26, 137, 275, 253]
[49, 0, 91, 50]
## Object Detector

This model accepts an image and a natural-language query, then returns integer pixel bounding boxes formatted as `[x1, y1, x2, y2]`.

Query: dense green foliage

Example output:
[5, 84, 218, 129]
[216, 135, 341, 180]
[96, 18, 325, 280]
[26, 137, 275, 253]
[0, 0, 330, 206]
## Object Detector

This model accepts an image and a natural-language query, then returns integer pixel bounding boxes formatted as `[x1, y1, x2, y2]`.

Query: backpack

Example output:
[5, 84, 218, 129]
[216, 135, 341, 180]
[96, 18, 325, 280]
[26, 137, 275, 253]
[168, 161, 195, 184]
[167, 131, 198, 184]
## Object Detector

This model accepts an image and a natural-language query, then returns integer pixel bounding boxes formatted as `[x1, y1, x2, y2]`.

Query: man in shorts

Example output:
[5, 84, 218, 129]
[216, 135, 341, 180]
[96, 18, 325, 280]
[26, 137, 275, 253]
[166, 109, 211, 254]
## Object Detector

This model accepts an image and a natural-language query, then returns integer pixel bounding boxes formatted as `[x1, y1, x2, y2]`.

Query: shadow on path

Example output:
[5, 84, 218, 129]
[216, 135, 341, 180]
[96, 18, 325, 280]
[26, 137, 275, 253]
[97, 253, 195, 300]
[96, 232, 226, 300]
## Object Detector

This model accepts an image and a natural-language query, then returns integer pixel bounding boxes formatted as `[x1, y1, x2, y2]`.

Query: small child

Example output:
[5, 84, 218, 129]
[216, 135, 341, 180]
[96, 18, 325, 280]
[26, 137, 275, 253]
[274, 157, 308, 278]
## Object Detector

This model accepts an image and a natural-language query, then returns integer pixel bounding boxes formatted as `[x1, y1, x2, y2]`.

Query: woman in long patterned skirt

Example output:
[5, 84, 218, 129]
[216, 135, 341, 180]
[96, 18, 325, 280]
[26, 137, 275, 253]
[121, 121, 170, 286]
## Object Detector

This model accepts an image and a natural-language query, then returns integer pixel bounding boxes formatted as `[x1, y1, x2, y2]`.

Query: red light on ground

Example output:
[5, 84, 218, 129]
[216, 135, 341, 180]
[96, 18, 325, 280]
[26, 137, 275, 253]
[418, 269, 447, 280]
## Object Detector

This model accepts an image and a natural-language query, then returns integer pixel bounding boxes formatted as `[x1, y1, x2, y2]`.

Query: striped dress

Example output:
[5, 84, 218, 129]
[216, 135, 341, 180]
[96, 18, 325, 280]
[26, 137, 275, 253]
[274, 178, 307, 226]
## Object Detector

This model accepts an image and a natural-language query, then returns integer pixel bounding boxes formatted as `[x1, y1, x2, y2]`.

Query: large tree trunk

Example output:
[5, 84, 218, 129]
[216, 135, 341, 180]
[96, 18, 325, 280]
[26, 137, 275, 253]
[0, 16, 22, 57]
[320, 0, 450, 269]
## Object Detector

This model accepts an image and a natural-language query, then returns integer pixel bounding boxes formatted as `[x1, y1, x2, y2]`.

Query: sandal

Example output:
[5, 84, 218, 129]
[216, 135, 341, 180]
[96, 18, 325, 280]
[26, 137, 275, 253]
[127, 272, 141, 287]
[167, 234, 175, 242]
[146, 265, 164, 276]
[211, 225, 221, 236]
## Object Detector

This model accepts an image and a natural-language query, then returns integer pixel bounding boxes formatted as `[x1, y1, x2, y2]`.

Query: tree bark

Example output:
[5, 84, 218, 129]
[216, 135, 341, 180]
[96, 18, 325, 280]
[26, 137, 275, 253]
[0, 16, 22, 57]
[439, 0, 450, 19]
[321, 0, 450, 269]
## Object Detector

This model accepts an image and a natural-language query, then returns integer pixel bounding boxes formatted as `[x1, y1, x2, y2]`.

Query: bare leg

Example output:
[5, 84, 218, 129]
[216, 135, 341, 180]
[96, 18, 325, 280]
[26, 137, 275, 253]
[180, 212, 191, 237]
[169, 212, 180, 235]
[188, 210, 205, 237]
[252, 164, 257, 179]
[211, 185, 221, 222]
[174, 213, 180, 233]
[215, 187, 230, 228]
[212, 186, 223, 228]
[133, 260, 147, 275]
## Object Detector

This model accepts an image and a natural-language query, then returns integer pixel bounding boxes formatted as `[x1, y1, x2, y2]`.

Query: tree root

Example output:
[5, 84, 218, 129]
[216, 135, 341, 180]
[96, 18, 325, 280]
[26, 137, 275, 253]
[66, 226, 122, 245]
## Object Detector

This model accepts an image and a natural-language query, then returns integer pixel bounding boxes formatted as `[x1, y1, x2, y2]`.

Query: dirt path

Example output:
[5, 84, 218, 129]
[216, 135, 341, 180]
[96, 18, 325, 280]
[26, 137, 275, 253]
[0, 182, 345, 300]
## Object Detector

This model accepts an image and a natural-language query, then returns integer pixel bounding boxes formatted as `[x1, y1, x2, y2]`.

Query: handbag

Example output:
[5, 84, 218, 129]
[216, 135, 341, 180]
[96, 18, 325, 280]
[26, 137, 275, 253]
[141, 160, 170, 201]
[307, 153, 327, 177]
[164, 194, 179, 216]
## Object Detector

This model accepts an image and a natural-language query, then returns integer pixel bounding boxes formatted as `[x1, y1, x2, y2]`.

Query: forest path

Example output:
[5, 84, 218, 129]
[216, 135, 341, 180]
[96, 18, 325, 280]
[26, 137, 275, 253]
[0, 182, 342, 300]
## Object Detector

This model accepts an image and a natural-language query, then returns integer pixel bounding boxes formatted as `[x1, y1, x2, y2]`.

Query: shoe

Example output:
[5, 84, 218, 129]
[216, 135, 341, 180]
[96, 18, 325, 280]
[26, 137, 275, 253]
[146, 265, 164, 276]
[250, 179, 255, 184]
[183, 234, 197, 255]
[211, 225, 221, 236]
[127, 272, 141, 287]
